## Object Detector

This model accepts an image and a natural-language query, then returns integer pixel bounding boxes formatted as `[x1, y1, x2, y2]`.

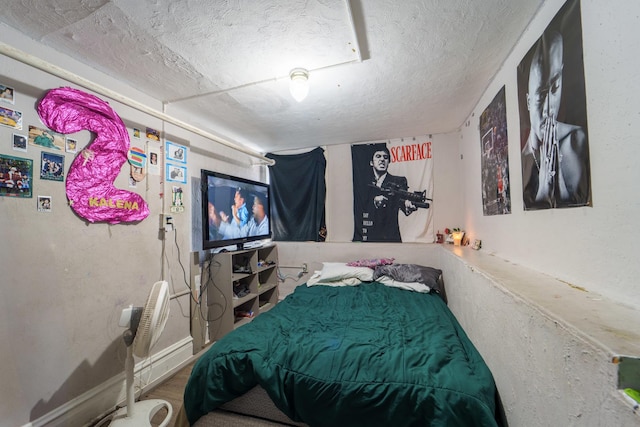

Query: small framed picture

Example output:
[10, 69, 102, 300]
[0, 105, 22, 130]
[147, 144, 161, 176]
[65, 137, 78, 153]
[172, 186, 184, 208]
[0, 84, 15, 104]
[0, 153, 32, 198]
[170, 186, 185, 213]
[12, 133, 27, 152]
[41, 152, 65, 181]
[166, 163, 187, 184]
[29, 125, 64, 151]
[472, 239, 482, 250]
[146, 127, 160, 141]
[133, 128, 140, 139]
[166, 140, 187, 164]
[38, 195, 52, 212]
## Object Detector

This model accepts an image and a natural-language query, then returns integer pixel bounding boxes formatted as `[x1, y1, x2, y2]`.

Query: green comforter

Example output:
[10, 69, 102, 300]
[184, 282, 498, 426]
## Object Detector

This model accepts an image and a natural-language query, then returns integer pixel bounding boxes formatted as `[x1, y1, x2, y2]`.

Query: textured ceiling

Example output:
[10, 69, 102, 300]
[0, 0, 543, 153]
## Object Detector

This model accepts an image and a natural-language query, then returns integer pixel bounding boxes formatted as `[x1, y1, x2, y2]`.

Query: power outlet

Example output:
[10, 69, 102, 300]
[297, 263, 309, 279]
[194, 274, 201, 300]
[160, 213, 174, 231]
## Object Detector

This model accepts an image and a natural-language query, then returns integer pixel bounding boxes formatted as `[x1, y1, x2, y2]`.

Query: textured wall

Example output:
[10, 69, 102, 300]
[0, 27, 265, 426]
[439, 246, 638, 426]
[457, 0, 640, 308]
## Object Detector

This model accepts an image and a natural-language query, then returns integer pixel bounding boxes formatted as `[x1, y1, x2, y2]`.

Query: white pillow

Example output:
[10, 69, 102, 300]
[376, 275, 431, 293]
[307, 276, 363, 287]
[316, 262, 374, 282]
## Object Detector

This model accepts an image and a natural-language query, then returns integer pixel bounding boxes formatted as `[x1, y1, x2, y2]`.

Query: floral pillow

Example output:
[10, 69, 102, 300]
[347, 257, 395, 269]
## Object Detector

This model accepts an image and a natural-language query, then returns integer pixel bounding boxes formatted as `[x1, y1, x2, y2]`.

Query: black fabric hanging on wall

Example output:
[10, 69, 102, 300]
[266, 147, 326, 241]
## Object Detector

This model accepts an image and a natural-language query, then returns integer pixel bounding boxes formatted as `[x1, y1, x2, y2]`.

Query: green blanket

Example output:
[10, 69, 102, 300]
[184, 283, 498, 426]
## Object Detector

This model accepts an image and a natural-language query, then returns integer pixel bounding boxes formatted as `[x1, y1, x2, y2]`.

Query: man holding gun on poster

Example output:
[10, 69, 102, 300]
[362, 145, 428, 242]
[373, 181, 431, 210]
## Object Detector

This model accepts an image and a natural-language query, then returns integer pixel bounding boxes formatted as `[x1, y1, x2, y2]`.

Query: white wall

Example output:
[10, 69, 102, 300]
[299, 0, 640, 312]
[439, 246, 639, 426]
[458, 0, 640, 309]
[0, 24, 267, 427]
[2, 0, 639, 425]
[277, 2, 640, 425]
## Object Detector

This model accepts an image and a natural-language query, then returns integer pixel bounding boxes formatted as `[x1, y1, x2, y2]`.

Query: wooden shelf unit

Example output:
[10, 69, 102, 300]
[206, 244, 278, 341]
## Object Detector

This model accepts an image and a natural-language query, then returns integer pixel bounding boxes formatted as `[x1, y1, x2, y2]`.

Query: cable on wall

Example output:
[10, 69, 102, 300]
[0, 41, 275, 166]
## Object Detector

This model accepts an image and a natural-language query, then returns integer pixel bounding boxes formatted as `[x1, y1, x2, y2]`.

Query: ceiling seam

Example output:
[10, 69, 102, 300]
[165, 0, 365, 105]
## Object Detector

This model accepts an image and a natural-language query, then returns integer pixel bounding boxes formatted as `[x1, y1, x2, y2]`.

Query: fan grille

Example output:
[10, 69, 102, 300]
[133, 281, 170, 358]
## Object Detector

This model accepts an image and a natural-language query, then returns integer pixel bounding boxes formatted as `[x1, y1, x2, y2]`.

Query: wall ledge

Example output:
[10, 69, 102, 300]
[441, 244, 640, 389]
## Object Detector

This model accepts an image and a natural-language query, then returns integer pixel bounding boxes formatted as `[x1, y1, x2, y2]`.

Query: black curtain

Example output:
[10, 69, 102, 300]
[266, 147, 326, 241]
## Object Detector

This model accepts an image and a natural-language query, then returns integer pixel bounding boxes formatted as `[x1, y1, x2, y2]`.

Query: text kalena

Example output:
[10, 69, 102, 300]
[89, 197, 140, 210]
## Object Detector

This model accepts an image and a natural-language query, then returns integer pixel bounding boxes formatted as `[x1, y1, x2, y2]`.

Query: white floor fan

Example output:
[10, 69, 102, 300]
[111, 280, 173, 426]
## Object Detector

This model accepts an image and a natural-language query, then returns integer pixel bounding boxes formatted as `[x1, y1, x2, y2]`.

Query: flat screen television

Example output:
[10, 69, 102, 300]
[201, 169, 271, 251]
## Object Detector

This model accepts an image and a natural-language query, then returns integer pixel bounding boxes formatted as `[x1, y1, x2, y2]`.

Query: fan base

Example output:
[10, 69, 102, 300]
[110, 399, 173, 427]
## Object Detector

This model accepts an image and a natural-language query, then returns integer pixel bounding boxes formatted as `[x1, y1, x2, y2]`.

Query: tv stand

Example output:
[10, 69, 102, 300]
[206, 244, 279, 341]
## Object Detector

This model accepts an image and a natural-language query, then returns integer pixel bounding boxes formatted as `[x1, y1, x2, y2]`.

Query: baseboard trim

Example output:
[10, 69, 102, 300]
[23, 336, 193, 427]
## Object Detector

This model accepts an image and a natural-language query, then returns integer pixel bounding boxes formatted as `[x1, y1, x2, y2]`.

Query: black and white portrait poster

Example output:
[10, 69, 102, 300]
[352, 139, 434, 243]
[480, 86, 511, 216]
[517, 0, 591, 210]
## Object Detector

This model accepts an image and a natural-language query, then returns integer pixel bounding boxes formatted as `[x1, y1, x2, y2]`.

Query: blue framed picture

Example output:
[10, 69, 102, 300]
[166, 163, 187, 184]
[166, 140, 187, 164]
[40, 151, 65, 182]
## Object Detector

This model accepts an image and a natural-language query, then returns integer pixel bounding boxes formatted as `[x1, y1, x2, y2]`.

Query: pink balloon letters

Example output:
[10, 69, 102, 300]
[37, 87, 149, 223]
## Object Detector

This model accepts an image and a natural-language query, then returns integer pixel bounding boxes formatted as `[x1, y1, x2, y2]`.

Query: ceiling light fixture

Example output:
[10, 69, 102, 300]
[289, 68, 309, 102]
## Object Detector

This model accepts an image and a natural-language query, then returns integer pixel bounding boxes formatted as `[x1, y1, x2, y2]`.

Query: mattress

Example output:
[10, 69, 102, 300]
[184, 281, 498, 426]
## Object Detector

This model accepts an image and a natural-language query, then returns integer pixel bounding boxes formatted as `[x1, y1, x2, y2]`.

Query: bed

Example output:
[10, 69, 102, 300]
[181, 262, 499, 426]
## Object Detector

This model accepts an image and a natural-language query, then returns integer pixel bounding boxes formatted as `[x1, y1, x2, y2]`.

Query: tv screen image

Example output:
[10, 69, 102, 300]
[201, 169, 271, 250]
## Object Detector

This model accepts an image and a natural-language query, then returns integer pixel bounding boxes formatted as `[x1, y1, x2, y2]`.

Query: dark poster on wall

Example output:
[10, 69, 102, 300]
[517, 0, 591, 210]
[352, 139, 434, 243]
[480, 86, 511, 216]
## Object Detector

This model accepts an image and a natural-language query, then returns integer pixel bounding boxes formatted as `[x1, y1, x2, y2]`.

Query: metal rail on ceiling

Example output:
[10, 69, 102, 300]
[0, 41, 275, 166]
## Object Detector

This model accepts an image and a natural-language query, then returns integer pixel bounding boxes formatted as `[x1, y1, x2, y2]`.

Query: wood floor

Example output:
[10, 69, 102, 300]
[138, 360, 196, 427]
[133, 359, 291, 427]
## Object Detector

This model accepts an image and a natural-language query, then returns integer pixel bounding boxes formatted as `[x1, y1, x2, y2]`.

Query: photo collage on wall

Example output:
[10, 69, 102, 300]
[1, 83, 22, 133]
[165, 140, 187, 213]
[1, 84, 157, 219]
[1, 85, 76, 208]
[1, 84, 31, 199]
[131, 126, 162, 186]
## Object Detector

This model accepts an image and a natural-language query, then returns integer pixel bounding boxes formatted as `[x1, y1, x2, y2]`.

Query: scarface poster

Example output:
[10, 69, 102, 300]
[352, 138, 434, 243]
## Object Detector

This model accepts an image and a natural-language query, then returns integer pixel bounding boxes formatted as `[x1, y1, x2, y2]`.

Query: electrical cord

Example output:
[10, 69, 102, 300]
[173, 226, 192, 296]
[277, 267, 305, 282]
[201, 254, 227, 323]
[160, 226, 231, 340]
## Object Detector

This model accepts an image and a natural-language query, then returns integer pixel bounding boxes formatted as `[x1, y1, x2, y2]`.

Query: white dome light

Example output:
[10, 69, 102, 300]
[289, 68, 309, 102]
